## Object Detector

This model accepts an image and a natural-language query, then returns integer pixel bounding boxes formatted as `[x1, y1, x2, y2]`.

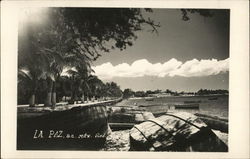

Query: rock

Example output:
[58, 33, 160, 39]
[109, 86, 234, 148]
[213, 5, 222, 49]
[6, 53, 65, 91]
[129, 112, 228, 152]
[102, 129, 130, 151]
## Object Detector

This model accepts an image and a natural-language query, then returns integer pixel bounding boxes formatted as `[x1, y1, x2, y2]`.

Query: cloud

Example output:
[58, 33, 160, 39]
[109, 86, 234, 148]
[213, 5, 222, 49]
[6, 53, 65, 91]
[92, 58, 229, 79]
[169, 58, 229, 77]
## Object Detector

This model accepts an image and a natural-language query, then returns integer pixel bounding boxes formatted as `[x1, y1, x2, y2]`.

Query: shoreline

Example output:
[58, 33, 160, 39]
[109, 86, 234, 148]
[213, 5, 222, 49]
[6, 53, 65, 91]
[129, 94, 228, 100]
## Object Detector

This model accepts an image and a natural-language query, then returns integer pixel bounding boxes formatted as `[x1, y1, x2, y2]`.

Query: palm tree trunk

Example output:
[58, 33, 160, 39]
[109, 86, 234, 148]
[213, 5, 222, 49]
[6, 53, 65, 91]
[69, 77, 76, 104]
[81, 93, 85, 103]
[29, 80, 37, 107]
[51, 81, 56, 107]
[70, 90, 76, 104]
[79, 79, 85, 103]
[86, 93, 89, 103]
[92, 95, 96, 102]
[29, 94, 35, 107]
[45, 78, 53, 106]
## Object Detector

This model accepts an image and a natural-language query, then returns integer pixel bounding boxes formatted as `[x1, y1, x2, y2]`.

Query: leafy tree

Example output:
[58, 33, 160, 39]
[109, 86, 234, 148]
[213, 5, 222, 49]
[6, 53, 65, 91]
[87, 75, 105, 100]
[180, 9, 213, 21]
[18, 8, 160, 106]
[105, 82, 123, 98]
[165, 89, 173, 94]
[123, 88, 135, 99]
[146, 90, 154, 95]
[61, 8, 159, 55]
[196, 89, 228, 95]
[18, 8, 213, 106]
[134, 91, 147, 97]
[66, 63, 93, 103]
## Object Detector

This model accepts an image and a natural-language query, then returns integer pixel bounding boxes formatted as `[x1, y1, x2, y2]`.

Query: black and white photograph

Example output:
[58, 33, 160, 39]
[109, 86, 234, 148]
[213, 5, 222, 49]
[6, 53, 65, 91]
[17, 7, 229, 151]
[1, 0, 249, 158]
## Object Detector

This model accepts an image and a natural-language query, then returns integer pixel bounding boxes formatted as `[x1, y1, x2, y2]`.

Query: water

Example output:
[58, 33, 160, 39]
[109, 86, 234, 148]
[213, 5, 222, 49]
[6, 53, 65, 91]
[115, 95, 228, 119]
[104, 95, 228, 151]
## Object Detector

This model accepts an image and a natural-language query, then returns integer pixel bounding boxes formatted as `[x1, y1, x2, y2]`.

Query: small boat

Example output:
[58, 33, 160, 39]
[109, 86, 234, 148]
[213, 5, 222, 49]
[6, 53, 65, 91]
[138, 104, 159, 107]
[17, 99, 121, 150]
[108, 122, 135, 130]
[145, 97, 154, 101]
[184, 100, 201, 104]
[174, 103, 199, 109]
[208, 97, 218, 100]
[108, 106, 155, 130]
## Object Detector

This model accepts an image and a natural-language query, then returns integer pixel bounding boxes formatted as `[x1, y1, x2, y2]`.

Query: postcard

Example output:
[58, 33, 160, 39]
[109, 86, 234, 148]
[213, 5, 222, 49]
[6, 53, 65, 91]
[1, 0, 249, 158]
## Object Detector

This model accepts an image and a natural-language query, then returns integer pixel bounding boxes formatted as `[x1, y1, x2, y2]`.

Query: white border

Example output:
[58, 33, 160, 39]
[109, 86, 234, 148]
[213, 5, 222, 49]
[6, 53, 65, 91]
[1, 0, 249, 158]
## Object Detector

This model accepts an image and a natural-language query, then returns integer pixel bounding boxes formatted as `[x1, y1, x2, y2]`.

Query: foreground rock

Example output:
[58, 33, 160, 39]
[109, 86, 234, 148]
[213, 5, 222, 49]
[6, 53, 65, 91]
[102, 129, 130, 151]
[129, 112, 228, 152]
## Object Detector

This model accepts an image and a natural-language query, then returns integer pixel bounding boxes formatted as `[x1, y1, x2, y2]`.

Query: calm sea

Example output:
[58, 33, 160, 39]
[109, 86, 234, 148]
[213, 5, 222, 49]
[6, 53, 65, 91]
[115, 95, 228, 119]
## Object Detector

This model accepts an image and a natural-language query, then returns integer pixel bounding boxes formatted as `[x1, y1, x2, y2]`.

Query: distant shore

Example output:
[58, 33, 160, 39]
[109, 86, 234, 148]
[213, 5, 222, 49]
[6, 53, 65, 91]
[129, 94, 228, 100]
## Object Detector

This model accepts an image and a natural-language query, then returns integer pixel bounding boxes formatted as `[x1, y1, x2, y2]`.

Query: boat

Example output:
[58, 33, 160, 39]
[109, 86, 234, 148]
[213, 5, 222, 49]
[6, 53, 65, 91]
[17, 99, 122, 150]
[184, 100, 201, 104]
[138, 104, 160, 107]
[195, 113, 228, 133]
[145, 97, 154, 101]
[208, 97, 218, 100]
[108, 105, 155, 130]
[174, 103, 199, 109]
[129, 112, 228, 152]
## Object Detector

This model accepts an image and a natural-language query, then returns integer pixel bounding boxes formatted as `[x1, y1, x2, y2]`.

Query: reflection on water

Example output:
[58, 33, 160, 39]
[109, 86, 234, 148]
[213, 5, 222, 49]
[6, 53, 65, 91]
[115, 95, 228, 119]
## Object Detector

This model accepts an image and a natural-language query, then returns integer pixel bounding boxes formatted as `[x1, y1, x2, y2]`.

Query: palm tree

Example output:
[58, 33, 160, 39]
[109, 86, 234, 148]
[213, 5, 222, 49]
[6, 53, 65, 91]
[43, 54, 64, 107]
[18, 69, 37, 106]
[66, 64, 93, 104]
[18, 20, 52, 106]
[87, 75, 105, 101]
[18, 52, 49, 106]
[37, 14, 92, 106]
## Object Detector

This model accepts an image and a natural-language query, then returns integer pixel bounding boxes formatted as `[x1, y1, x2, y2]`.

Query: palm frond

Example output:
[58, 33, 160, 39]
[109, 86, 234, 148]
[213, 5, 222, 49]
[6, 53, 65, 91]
[18, 69, 33, 81]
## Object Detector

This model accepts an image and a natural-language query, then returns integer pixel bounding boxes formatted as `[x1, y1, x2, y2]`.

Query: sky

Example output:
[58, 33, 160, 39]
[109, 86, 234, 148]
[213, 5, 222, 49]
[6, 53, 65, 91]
[19, 8, 230, 92]
[92, 9, 230, 92]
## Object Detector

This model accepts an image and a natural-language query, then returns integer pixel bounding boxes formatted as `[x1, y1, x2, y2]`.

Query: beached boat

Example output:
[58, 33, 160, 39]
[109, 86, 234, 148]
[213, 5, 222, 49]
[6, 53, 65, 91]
[129, 112, 228, 152]
[174, 103, 199, 109]
[17, 99, 121, 150]
[108, 105, 155, 130]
